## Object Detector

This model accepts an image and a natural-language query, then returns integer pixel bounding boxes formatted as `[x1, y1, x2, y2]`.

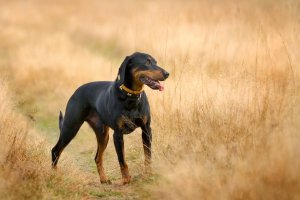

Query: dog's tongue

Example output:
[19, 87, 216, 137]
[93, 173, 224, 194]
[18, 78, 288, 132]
[158, 81, 164, 91]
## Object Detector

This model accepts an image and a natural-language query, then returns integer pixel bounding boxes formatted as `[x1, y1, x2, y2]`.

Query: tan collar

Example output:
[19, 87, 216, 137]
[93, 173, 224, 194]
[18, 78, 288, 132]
[119, 84, 144, 96]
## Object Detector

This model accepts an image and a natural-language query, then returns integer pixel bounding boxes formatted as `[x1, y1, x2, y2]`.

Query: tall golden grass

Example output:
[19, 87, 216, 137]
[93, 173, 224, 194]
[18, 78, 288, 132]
[1, 0, 300, 199]
[0, 81, 93, 199]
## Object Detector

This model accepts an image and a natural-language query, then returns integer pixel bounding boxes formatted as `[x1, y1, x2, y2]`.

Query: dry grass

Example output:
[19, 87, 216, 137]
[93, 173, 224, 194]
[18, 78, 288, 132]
[0, 81, 93, 199]
[0, 0, 300, 199]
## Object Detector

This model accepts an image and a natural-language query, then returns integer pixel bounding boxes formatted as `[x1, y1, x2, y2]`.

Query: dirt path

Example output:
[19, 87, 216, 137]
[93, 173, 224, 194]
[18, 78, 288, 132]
[37, 117, 153, 199]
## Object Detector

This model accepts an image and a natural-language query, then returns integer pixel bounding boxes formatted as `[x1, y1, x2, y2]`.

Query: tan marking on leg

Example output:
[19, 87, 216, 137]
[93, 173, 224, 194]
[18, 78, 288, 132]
[121, 163, 131, 184]
[119, 137, 131, 184]
[142, 115, 148, 124]
[95, 126, 111, 184]
[117, 117, 125, 129]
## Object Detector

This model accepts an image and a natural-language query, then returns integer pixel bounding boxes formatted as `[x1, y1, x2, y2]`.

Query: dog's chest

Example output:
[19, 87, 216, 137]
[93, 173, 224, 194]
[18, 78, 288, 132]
[116, 110, 146, 134]
[124, 98, 141, 110]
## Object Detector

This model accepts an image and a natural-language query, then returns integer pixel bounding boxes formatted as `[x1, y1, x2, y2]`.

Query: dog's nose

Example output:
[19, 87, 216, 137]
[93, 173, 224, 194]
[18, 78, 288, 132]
[163, 71, 170, 79]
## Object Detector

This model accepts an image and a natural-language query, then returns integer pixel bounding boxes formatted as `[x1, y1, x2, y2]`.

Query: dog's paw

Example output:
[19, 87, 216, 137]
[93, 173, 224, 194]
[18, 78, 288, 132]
[122, 176, 131, 185]
[100, 179, 112, 184]
[51, 164, 58, 170]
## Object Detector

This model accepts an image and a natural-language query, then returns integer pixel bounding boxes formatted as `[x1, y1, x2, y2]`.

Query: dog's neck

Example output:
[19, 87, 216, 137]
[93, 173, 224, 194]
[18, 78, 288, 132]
[116, 73, 143, 99]
[123, 71, 144, 92]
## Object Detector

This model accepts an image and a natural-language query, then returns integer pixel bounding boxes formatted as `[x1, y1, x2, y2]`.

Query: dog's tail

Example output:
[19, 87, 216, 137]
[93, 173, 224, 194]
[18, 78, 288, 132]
[59, 111, 64, 132]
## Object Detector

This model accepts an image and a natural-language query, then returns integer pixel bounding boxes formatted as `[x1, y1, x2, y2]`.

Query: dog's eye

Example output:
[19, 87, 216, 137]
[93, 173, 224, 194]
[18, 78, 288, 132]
[145, 60, 151, 66]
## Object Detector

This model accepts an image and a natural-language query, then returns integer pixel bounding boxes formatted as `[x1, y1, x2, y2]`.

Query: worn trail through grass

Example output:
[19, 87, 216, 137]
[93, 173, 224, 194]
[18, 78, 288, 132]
[38, 111, 155, 199]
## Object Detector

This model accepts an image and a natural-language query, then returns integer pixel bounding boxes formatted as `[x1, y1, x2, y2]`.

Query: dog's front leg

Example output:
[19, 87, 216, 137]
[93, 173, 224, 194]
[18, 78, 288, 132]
[142, 124, 152, 172]
[113, 131, 131, 184]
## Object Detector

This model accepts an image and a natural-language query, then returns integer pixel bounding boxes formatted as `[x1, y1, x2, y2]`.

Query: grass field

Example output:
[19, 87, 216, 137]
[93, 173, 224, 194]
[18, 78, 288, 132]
[1, 0, 300, 199]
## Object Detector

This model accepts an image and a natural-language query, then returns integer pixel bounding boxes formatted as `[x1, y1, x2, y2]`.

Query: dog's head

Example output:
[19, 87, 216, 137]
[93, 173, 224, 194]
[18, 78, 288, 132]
[116, 52, 169, 91]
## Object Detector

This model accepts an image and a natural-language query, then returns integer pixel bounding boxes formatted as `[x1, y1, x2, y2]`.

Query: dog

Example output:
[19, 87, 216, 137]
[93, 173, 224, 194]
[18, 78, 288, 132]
[51, 52, 169, 184]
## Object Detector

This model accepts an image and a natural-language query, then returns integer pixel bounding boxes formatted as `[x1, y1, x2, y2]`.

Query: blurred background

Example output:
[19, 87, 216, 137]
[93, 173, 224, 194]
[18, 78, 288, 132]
[0, 0, 300, 199]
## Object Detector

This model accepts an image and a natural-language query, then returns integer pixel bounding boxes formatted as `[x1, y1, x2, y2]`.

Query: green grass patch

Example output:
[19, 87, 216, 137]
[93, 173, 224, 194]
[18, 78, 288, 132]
[90, 190, 122, 198]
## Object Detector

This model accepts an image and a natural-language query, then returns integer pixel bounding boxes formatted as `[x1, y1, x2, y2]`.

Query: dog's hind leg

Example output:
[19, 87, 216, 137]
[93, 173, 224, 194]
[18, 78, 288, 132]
[51, 100, 86, 167]
[51, 123, 83, 167]
[86, 111, 110, 184]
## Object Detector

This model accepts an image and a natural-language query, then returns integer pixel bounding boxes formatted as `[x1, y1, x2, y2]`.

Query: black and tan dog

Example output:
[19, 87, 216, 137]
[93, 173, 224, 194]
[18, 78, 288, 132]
[51, 52, 169, 184]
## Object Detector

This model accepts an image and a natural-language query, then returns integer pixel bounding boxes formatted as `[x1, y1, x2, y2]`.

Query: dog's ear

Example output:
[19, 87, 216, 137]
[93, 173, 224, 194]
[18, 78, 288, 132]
[116, 55, 131, 86]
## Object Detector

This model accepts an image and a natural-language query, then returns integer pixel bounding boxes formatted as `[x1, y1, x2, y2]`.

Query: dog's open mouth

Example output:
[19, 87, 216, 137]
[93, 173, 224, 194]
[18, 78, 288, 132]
[140, 77, 164, 91]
